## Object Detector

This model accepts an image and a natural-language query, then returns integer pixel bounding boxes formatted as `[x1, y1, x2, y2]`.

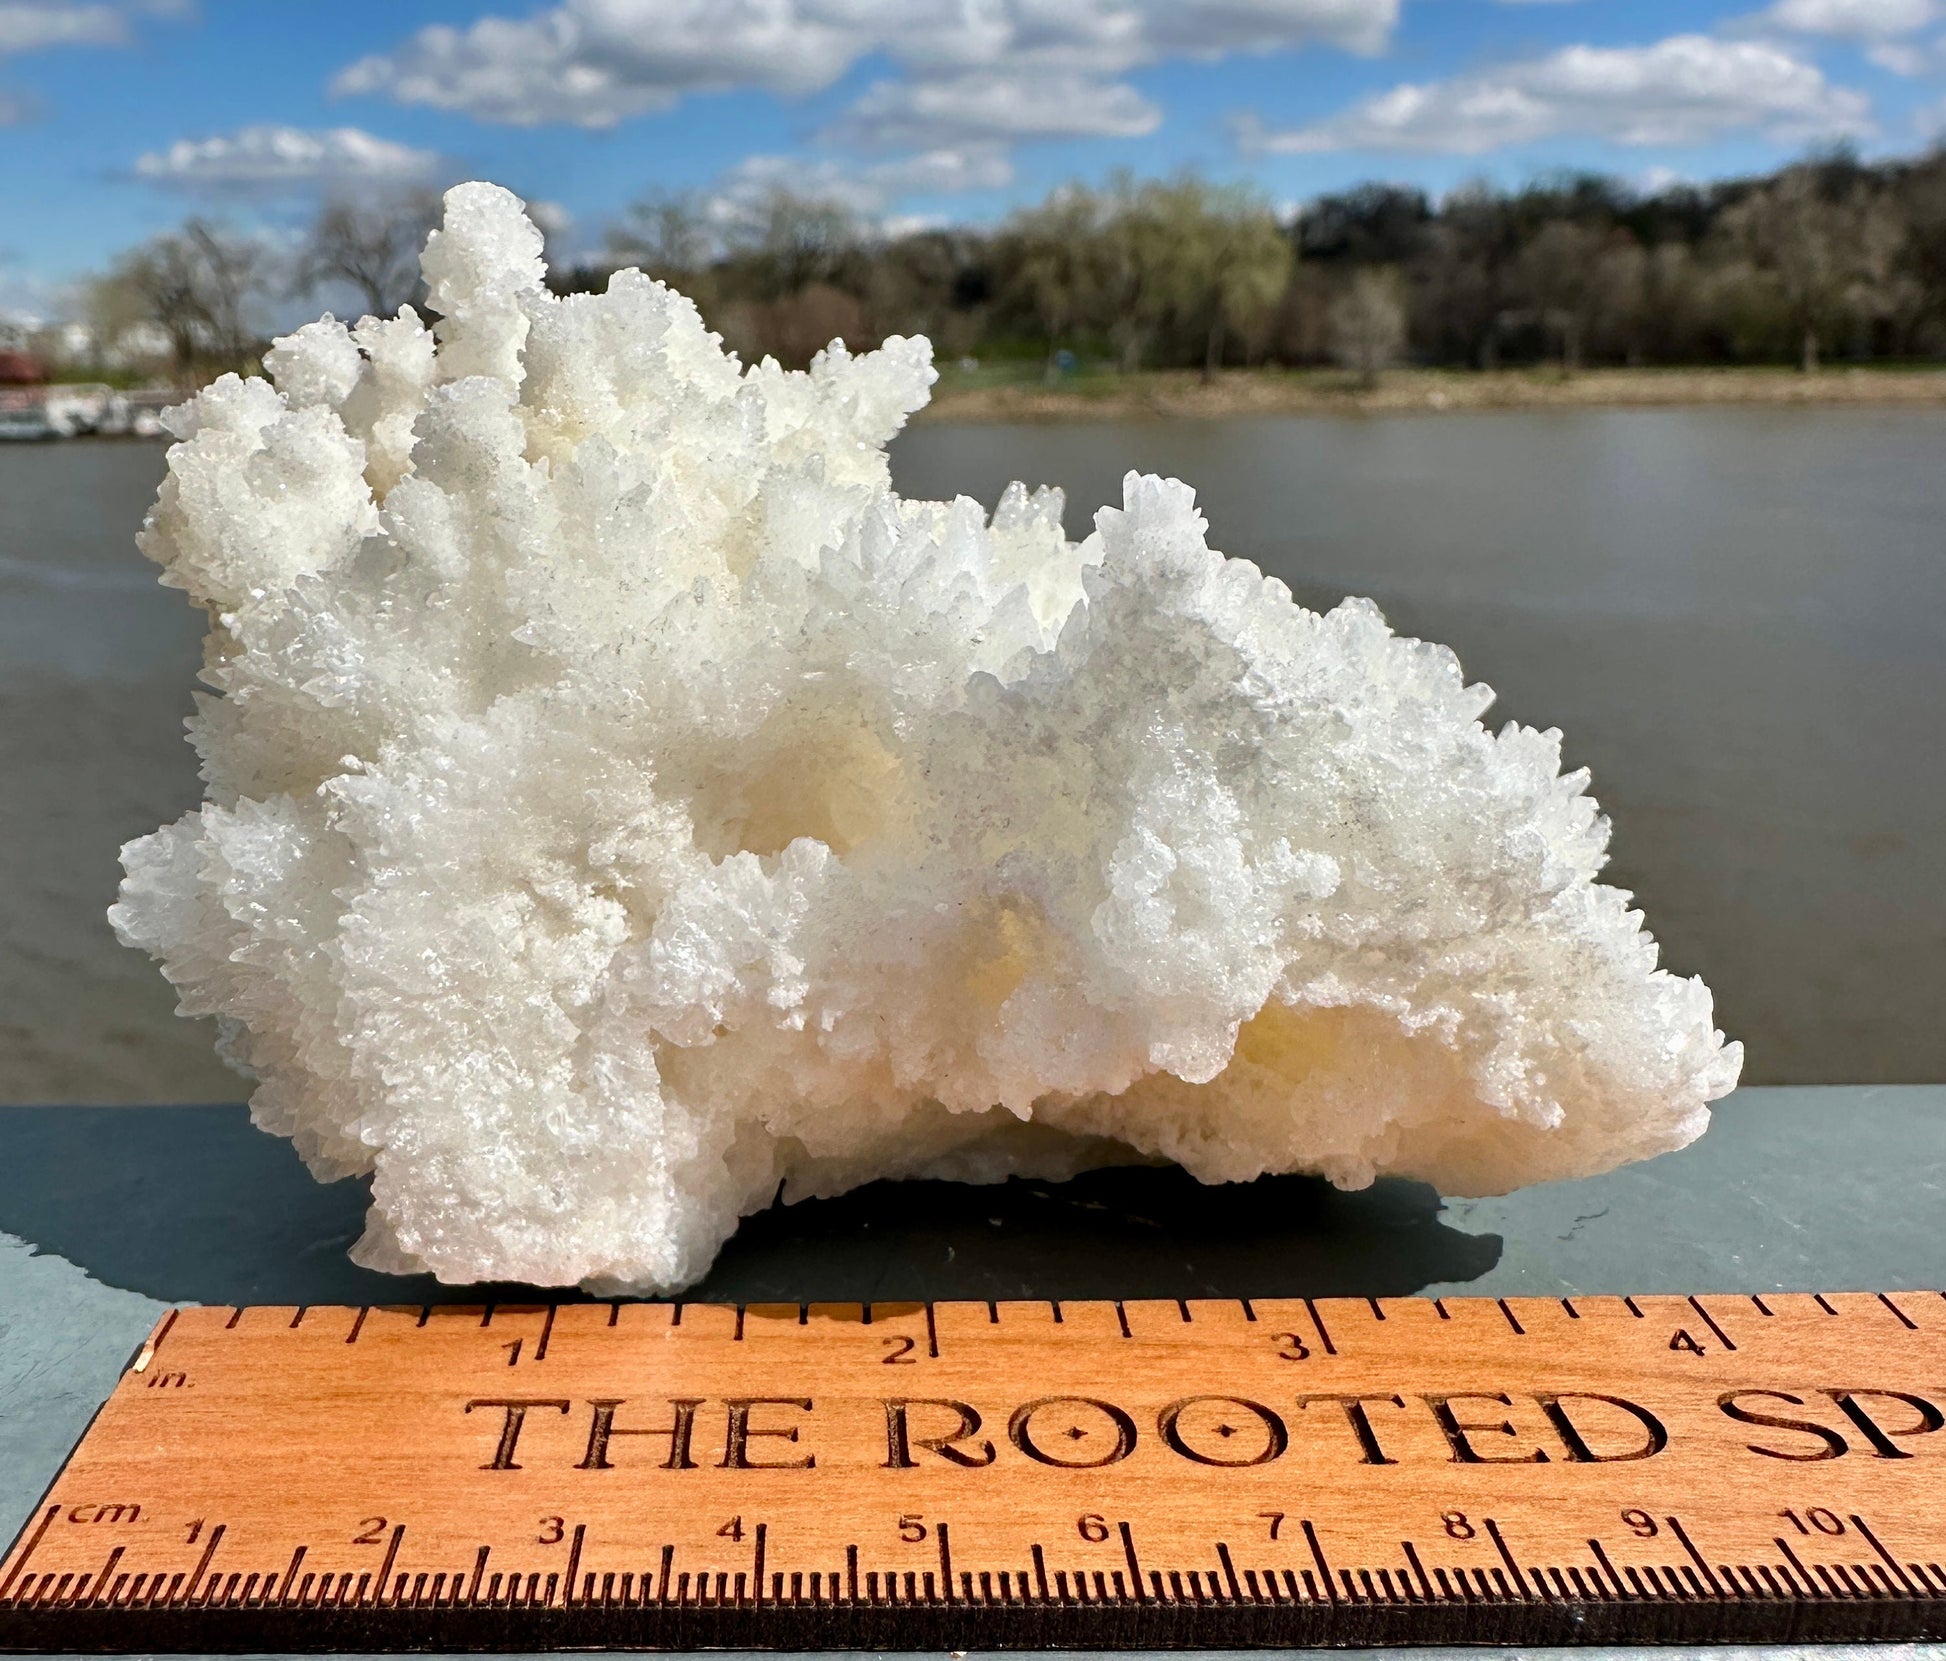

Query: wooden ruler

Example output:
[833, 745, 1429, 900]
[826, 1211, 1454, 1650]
[4, 1292, 1946, 1650]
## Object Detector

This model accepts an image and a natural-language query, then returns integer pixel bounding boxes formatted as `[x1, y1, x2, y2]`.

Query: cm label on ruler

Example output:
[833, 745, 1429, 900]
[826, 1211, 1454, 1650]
[3, 1291, 1943, 1644]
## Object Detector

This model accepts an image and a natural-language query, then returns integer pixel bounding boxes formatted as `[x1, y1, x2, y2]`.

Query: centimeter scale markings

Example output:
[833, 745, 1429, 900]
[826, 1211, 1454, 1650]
[3, 1292, 1946, 1650]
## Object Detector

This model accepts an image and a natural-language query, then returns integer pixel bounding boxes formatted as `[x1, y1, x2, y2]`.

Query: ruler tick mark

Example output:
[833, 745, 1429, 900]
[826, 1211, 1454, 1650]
[1216, 1541, 1243, 1601]
[1485, 1518, 1529, 1598]
[181, 1524, 224, 1605]
[1302, 1521, 1335, 1602]
[1119, 1520, 1148, 1602]
[1303, 1299, 1336, 1355]
[86, 1548, 123, 1609]
[1666, 1515, 1723, 1596]
[1879, 1293, 1918, 1330]
[1850, 1515, 1919, 1594]
[1687, 1295, 1737, 1351]
[0, 1506, 57, 1601]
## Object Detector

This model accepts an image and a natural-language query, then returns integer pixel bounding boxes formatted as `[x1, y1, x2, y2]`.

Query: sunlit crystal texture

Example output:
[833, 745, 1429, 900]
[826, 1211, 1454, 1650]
[112, 183, 1742, 1291]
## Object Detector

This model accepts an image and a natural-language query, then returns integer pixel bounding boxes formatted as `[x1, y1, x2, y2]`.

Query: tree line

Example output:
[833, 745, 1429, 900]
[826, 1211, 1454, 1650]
[74, 142, 1946, 387]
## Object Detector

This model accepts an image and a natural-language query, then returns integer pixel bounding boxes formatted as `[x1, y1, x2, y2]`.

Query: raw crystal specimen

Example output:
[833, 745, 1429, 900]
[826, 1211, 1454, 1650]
[112, 184, 1742, 1292]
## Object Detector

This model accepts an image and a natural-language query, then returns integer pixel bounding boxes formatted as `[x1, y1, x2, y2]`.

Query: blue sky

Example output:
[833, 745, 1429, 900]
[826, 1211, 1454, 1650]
[4, 0, 1945, 317]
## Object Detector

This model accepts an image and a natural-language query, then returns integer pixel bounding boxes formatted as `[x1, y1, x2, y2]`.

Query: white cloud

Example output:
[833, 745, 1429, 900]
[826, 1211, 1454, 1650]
[526, 198, 573, 238]
[332, 0, 1394, 227]
[135, 125, 443, 196]
[1758, 0, 1936, 37]
[831, 71, 1160, 148]
[706, 144, 1015, 227]
[1866, 37, 1930, 68]
[332, 2, 863, 128]
[871, 145, 1016, 195]
[1245, 33, 1874, 155]
[0, 3, 125, 54]
[333, 0, 1397, 130]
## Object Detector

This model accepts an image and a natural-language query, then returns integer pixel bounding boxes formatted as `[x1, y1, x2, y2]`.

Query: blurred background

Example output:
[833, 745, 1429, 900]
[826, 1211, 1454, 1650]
[2, 0, 1943, 1106]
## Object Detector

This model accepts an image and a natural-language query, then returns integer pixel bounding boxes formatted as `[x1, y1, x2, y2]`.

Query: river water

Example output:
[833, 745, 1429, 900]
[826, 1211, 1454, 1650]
[4, 408, 1941, 1102]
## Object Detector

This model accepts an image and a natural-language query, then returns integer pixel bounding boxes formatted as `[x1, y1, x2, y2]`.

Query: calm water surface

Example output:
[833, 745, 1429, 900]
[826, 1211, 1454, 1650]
[3, 408, 1941, 1101]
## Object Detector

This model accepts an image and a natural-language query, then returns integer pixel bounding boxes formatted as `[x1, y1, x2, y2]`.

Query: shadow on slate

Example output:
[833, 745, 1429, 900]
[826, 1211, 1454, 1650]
[0, 1104, 1501, 1307]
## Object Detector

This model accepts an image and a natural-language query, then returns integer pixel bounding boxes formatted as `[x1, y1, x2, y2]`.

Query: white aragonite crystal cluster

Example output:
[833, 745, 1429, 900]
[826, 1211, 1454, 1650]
[113, 183, 1741, 1292]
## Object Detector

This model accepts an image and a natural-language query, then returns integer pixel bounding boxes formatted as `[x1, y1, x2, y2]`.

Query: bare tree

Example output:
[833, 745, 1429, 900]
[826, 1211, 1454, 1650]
[723, 188, 860, 300]
[1845, 187, 1918, 356]
[117, 220, 268, 385]
[80, 271, 156, 368]
[1326, 267, 1407, 387]
[1725, 166, 1875, 372]
[1592, 237, 1650, 364]
[1158, 179, 1292, 381]
[863, 229, 988, 357]
[610, 189, 715, 284]
[1510, 221, 1608, 372]
[1900, 148, 1946, 336]
[1097, 173, 1182, 373]
[1005, 186, 1108, 375]
[297, 189, 441, 318]
[1426, 181, 1521, 369]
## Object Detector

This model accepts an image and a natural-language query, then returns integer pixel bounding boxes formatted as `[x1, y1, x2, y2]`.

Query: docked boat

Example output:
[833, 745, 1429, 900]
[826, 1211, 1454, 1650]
[0, 388, 53, 440]
[0, 384, 169, 438]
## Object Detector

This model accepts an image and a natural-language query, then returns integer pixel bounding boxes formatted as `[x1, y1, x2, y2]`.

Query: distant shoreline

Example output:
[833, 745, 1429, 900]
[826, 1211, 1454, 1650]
[920, 364, 1946, 423]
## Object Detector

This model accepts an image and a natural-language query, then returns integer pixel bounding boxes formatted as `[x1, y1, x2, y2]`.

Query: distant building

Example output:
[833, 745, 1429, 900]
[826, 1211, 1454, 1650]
[0, 348, 46, 386]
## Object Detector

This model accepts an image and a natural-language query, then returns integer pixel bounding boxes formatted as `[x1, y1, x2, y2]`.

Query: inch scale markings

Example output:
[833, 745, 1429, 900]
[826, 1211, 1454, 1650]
[2, 1292, 1944, 1649]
